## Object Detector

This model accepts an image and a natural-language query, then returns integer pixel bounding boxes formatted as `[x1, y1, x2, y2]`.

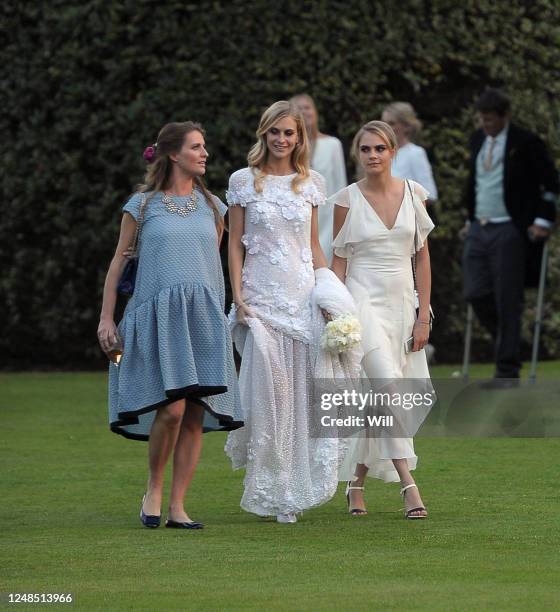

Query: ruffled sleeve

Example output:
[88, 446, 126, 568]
[225, 168, 253, 207]
[310, 170, 327, 207]
[122, 192, 143, 221]
[331, 186, 354, 258]
[328, 186, 351, 209]
[410, 180, 430, 203]
[408, 180, 435, 253]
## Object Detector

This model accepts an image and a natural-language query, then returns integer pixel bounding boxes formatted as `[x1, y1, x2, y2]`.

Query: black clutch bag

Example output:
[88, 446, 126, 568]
[118, 192, 149, 297]
[117, 259, 138, 296]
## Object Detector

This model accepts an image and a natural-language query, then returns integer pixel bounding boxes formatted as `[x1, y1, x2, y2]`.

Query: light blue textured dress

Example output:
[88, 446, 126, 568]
[108, 189, 242, 440]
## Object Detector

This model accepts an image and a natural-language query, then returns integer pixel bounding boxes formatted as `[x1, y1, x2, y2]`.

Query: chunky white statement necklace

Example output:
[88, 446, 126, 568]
[162, 190, 198, 216]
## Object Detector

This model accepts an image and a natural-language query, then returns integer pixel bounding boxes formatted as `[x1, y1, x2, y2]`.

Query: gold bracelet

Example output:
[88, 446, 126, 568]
[415, 320, 430, 325]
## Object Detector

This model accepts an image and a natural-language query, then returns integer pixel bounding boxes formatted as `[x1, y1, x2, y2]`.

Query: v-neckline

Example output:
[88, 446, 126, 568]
[355, 181, 407, 231]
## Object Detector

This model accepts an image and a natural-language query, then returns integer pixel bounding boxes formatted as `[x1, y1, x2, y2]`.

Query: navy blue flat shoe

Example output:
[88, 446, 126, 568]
[165, 519, 204, 530]
[140, 494, 161, 528]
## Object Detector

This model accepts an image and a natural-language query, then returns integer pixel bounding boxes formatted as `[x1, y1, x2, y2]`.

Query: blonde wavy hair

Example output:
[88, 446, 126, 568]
[247, 101, 310, 193]
[351, 120, 398, 162]
[138, 121, 223, 234]
[383, 102, 423, 139]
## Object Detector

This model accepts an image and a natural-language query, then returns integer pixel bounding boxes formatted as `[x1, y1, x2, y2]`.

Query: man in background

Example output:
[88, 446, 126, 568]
[462, 88, 558, 387]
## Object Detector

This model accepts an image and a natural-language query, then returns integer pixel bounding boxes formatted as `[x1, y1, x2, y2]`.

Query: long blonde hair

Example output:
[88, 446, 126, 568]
[383, 102, 423, 140]
[138, 121, 223, 233]
[247, 101, 310, 193]
[351, 120, 398, 162]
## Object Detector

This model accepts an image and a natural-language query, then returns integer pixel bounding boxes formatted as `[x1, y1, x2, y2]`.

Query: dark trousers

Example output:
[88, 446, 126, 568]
[462, 221, 525, 377]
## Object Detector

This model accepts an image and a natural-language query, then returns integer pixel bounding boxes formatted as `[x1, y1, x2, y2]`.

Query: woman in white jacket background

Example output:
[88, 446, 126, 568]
[381, 101, 438, 204]
[292, 93, 348, 263]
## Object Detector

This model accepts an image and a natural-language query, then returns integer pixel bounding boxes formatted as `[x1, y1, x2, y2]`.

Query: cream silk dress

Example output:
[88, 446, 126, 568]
[332, 180, 435, 482]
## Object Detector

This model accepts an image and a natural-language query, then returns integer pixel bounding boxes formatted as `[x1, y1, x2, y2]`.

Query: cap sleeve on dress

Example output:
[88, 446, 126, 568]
[225, 168, 251, 207]
[212, 194, 228, 217]
[122, 192, 143, 221]
[310, 170, 327, 207]
[408, 180, 435, 253]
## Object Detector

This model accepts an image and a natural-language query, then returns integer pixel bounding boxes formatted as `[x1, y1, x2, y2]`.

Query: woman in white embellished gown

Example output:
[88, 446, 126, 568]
[225, 100, 337, 524]
[332, 121, 434, 519]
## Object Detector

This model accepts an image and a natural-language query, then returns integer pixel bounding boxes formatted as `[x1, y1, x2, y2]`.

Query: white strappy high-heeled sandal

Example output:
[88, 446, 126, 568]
[345, 481, 368, 516]
[400, 483, 428, 520]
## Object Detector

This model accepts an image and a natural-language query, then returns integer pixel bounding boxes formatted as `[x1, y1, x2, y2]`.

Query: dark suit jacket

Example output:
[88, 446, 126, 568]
[464, 123, 558, 285]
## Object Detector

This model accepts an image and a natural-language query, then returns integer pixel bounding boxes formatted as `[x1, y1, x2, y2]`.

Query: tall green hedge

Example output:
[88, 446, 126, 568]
[1, 0, 559, 368]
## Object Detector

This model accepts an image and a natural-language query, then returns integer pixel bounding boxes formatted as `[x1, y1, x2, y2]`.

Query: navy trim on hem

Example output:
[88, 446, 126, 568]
[110, 384, 243, 441]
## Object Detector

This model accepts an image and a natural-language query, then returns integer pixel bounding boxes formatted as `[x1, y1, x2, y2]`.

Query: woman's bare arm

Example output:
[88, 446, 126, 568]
[310, 206, 328, 269]
[415, 242, 431, 324]
[227, 206, 245, 304]
[412, 196, 432, 351]
[98, 213, 137, 352]
[331, 204, 349, 282]
[228, 205, 253, 323]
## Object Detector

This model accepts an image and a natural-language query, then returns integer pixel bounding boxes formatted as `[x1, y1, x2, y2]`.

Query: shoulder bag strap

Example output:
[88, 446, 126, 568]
[407, 180, 418, 288]
[130, 192, 149, 255]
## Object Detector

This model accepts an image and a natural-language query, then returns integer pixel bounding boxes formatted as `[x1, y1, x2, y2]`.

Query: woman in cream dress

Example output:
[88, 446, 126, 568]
[331, 121, 434, 519]
[291, 94, 347, 262]
[381, 102, 438, 364]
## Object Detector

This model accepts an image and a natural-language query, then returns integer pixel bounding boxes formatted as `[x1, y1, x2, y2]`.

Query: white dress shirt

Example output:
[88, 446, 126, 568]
[391, 142, 438, 201]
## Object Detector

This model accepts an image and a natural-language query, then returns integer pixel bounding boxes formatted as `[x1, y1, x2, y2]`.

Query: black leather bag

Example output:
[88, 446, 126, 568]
[117, 192, 149, 296]
[117, 259, 138, 296]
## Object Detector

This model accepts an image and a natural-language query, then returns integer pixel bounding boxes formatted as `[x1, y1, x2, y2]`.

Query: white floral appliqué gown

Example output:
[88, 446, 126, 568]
[333, 180, 435, 483]
[224, 167, 340, 516]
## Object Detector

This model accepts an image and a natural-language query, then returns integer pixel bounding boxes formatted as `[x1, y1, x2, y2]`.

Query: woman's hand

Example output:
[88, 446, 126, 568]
[97, 318, 119, 355]
[321, 308, 334, 322]
[122, 247, 136, 259]
[235, 301, 254, 325]
[412, 320, 430, 352]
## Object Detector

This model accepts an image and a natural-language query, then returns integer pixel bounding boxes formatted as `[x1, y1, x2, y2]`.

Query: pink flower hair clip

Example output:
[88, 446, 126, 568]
[143, 143, 157, 164]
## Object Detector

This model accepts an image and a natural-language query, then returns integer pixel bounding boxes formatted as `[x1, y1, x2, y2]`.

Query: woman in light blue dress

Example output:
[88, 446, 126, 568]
[98, 121, 242, 529]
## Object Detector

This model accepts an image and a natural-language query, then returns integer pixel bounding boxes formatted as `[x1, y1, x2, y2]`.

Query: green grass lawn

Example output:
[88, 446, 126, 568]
[1, 364, 559, 611]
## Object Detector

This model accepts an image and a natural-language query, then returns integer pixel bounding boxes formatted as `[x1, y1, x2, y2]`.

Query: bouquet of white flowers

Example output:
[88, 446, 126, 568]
[321, 313, 362, 354]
